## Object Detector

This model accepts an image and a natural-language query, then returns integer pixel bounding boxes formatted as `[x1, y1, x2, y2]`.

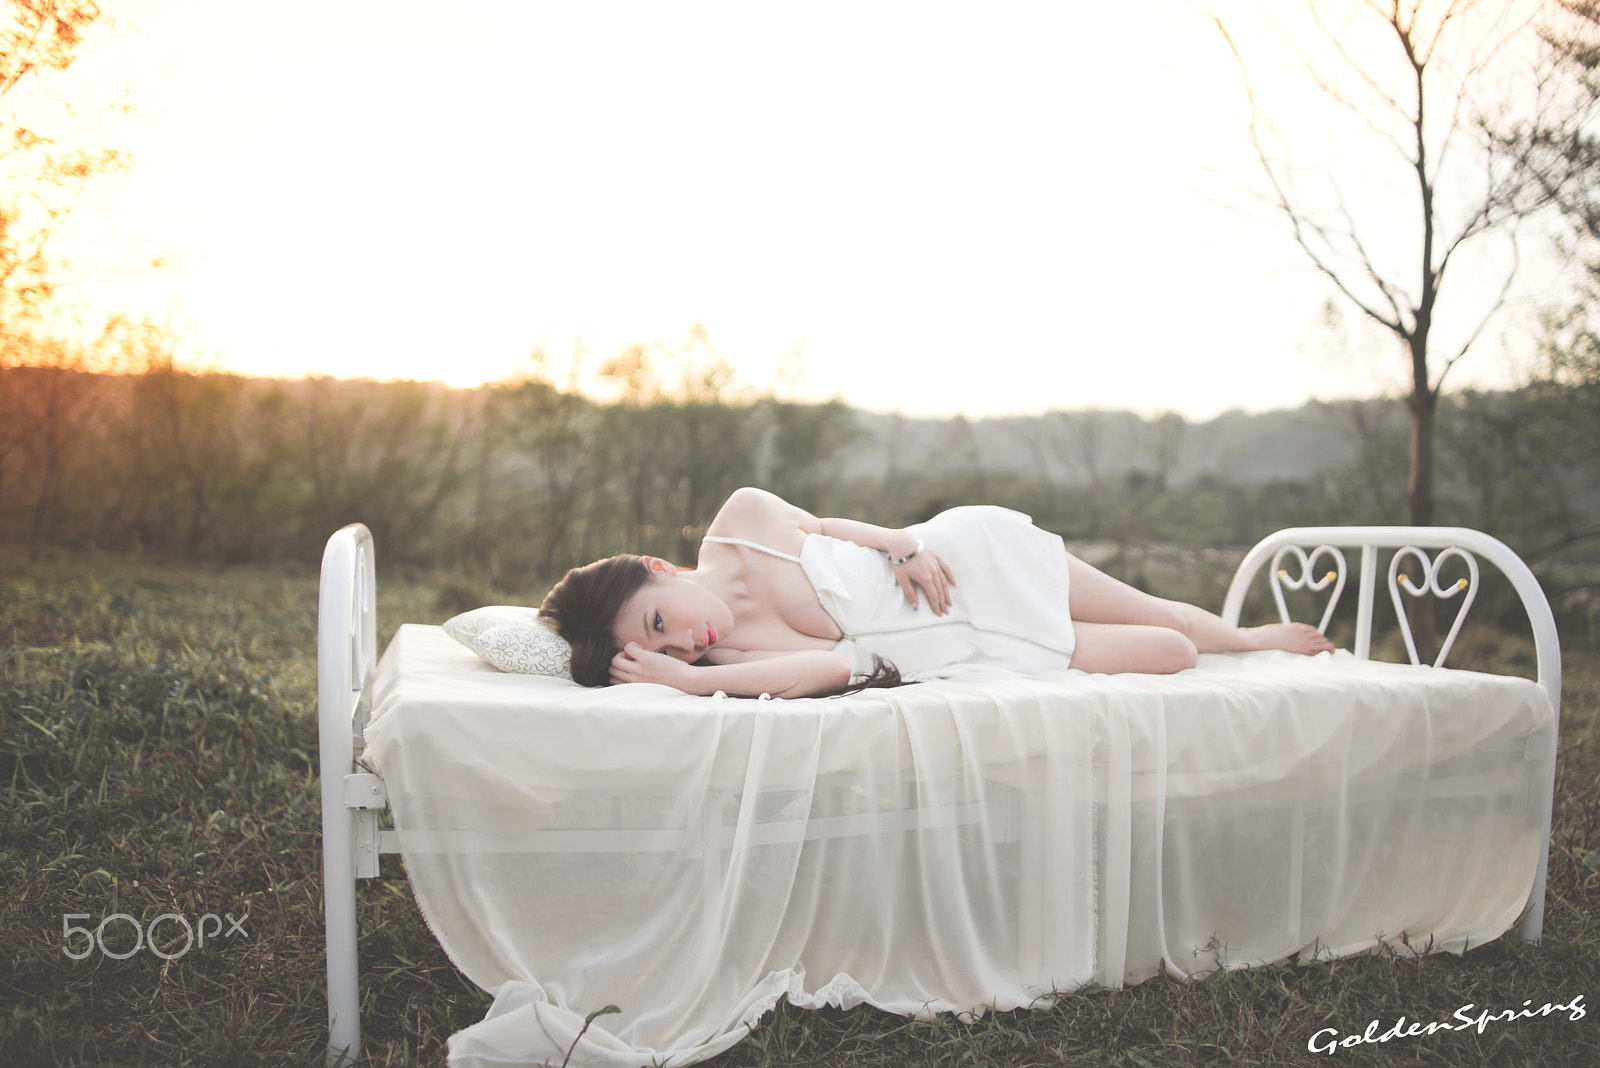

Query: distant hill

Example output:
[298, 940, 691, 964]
[838, 402, 1376, 485]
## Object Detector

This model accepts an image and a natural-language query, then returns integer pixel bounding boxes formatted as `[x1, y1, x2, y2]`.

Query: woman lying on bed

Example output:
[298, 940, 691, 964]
[538, 487, 1333, 697]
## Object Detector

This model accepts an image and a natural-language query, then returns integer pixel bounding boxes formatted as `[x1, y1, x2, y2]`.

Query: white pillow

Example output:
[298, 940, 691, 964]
[442, 605, 573, 679]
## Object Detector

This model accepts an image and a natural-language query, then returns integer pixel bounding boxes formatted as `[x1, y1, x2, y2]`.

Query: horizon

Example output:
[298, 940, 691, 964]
[36, 359, 1498, 427]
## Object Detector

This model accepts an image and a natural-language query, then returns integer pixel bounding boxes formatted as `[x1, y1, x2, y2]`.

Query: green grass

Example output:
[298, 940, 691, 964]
[0, 549, 1595, 1066]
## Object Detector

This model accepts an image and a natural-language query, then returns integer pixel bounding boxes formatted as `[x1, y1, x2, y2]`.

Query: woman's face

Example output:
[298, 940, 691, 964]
[612, 562, 731, 663]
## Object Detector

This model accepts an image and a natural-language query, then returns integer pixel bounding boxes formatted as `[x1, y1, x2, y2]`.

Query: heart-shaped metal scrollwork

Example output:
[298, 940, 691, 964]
[1270, 544, 1347, 634]
[1387, 546, 1479, 667]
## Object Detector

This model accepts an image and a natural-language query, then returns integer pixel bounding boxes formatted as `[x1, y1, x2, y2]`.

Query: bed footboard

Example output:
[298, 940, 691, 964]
[318, 524, 378, 1067]
[1222, 525, 1562, 944]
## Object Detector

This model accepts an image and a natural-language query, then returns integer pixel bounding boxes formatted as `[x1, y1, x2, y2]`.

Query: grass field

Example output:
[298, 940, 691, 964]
[1, 548, 1596, 1067]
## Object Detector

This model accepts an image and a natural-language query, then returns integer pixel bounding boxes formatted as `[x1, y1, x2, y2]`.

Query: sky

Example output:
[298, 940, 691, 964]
[23, 0, 1572, 420]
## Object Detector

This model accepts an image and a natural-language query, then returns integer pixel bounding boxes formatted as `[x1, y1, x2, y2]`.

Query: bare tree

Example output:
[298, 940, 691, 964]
[0, 0, 120, 320]
[592, 326, 758, 562]
[1216, 0, 1566, 527]
[1498, 2, 1600, 559]
[490, 365, 594, 581]
[1055, 409, 1111, 537]
[2, 335, 98, 548]
[0, 1, 119, 539]
[1498, 2, 1600, 247]
[759, 398, 862, 516]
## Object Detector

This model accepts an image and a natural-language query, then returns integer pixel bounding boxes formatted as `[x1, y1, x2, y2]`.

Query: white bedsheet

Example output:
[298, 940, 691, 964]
[362, 624, 1555, 1068]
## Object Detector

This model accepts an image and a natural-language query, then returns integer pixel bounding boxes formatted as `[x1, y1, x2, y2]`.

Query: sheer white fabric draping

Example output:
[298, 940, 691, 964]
[362, 626, 1554, 1068]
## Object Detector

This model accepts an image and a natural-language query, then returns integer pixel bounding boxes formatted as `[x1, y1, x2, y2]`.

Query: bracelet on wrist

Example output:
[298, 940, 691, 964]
[887, 540, 924, 566]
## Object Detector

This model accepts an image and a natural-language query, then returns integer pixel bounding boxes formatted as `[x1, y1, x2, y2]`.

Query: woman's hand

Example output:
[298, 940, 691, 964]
[610, 642, 694, 689]
[892, 543, 957, 615]
[610, 643, 852, 697]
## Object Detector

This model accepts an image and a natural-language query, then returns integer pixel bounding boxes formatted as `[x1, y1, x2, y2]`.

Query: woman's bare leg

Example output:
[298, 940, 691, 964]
[1070, 621, 1201, 674]
[1164, 600, 1334, 655]
[1065, 553, 1333, 658]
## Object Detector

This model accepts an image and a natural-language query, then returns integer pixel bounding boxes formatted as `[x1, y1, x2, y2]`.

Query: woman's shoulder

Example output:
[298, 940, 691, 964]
[709, 487, 779, 524]
[708, 488, 814, 537]
[704, 488, 814, 560]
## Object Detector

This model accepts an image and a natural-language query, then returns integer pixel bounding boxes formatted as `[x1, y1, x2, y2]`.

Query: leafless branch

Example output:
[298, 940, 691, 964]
[1416, 0, 1473, 68]
[1215, 16, 1409, 336]
[1303, 2, 1415, 156]
[1430, 1, 1533, 188]
[1331, 181, 1412, 326]
[1433, 234, 1521, 395]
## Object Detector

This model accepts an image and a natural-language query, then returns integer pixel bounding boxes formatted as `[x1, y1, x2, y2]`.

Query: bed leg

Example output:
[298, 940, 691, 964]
[1519, 725, 1558, 945]
[1519, 837, 1550, 944]
[325, 805, 362, 1064]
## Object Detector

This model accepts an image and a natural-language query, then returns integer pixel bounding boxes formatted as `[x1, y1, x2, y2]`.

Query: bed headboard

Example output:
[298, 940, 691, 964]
[318, 523, 376, 1065]
[1221, 525, 1562, 718]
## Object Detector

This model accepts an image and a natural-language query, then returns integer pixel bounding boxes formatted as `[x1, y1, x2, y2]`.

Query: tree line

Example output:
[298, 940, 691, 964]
[2, 325, 1594, 616]
[0, 332, 871, 584]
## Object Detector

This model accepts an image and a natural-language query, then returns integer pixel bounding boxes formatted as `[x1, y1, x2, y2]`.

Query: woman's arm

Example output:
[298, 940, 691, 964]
[711, 488, 957, 613]
[711, 487, 916, 557]
[609, 642, 852, 697]
[816, 515, 919, 559]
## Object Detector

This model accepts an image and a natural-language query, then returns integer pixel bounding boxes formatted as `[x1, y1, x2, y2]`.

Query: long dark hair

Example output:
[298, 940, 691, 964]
[540, 553, 908, 694]
[838, 655, 905, 695]
[539, 555, 652, 687]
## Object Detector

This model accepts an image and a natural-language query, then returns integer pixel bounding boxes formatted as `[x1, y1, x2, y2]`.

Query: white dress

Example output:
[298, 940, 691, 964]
[705, 505, 1076, 679]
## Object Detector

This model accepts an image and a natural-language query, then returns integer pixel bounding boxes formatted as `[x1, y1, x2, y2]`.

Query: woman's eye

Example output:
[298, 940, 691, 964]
[653, 612, 663, 631]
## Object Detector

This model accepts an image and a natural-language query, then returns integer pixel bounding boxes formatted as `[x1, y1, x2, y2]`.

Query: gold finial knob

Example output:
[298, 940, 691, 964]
[1278, 569, 1288, 579]
[1456, 578, 1468, 590]
[1325, 571, 1337, 582]
[1397, 574, 1409, 585]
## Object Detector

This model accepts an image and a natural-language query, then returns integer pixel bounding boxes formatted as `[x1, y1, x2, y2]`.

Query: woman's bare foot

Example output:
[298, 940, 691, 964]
[1244, 622, 1335, 655]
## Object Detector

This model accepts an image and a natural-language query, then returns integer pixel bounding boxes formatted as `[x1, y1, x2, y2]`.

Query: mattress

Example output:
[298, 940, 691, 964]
[362, 623, 1556, 1068]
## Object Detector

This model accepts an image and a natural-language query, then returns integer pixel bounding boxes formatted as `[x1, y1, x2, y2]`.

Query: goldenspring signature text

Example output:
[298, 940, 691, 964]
[1308, 994, 1586, 1054]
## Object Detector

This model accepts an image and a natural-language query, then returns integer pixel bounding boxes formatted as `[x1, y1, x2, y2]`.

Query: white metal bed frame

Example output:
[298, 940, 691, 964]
[316, 524, 1562, 1066]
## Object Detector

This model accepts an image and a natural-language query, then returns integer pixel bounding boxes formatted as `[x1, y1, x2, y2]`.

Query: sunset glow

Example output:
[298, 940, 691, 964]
[29, 0, 1563, 418]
